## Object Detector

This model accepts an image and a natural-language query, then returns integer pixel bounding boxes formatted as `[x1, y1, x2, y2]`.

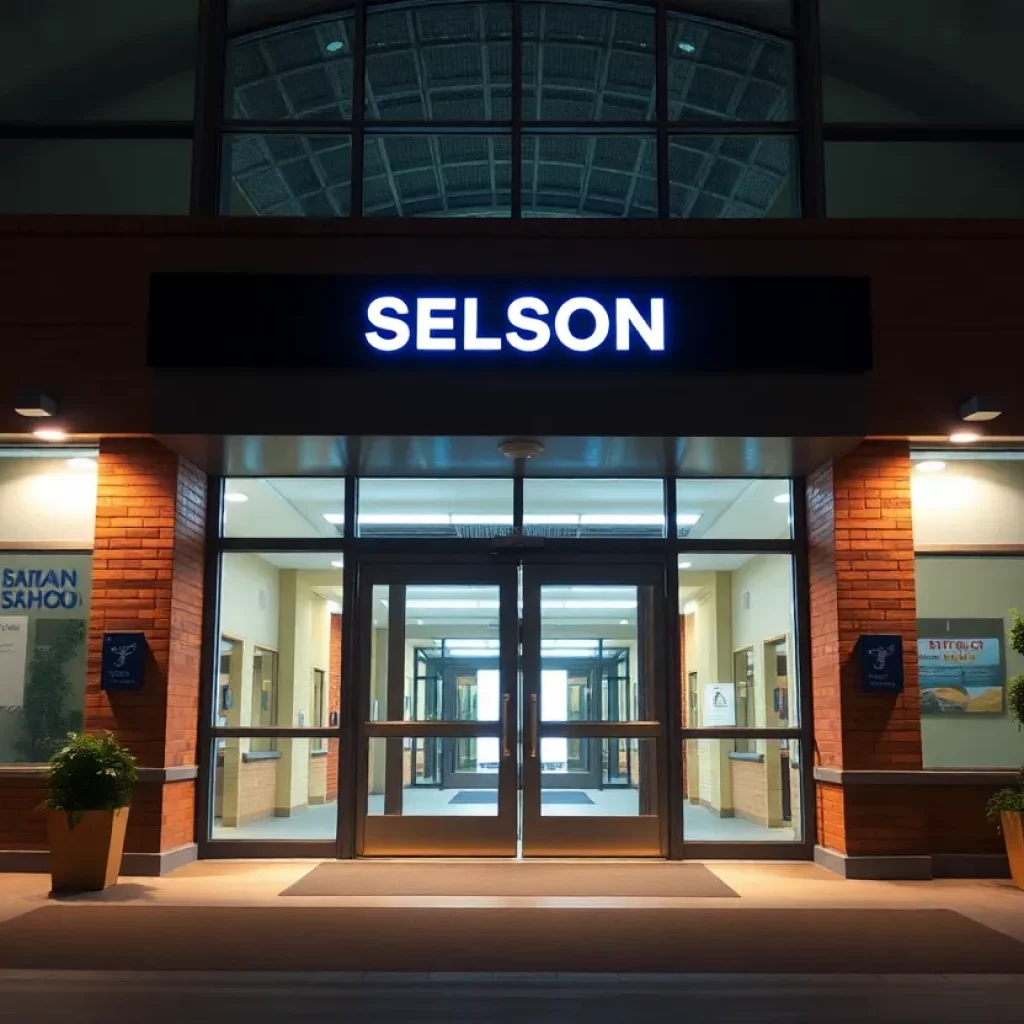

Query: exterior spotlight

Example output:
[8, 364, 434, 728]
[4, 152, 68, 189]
[958, 396, 1002, 423]
[33, 428, 68, 442]
[949, 431, 981, 445]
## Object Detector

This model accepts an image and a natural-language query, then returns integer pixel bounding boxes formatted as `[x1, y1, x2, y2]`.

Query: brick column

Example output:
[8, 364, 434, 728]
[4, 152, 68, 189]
[85, 438, 206, 873]
[807, 441, 923, 859]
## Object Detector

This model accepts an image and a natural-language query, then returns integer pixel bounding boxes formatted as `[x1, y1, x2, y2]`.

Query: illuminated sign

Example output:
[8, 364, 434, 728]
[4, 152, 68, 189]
[365, 296, 665, 354]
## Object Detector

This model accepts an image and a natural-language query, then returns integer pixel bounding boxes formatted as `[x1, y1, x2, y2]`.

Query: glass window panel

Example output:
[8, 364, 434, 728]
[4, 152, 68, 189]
[667, 11, 794, 122]
[363, 134, 511, 217]
[522, 134, 656, 218]
[911, 453, 1024, 548]
[0, 553, 92, 764]
[916, 557, 1022, 769]
[399, 585, 503, 722]
[821, 0, 1024, 124]
[676, 479, 793, 539]
[669, 135, 798, 218]
[367, 736, 499, 815]
[679, 554, 798, 727]
[227, 12, 354, 120]
[365, 2, 512, 121]
[357, 479, 514, 537]
[0, 1, 198, 120]
[523, 478, 664, 537]
[211, 737, 338, 840]
[522, 3, 656, 123]
[665, 2, 793, 33]
[539, 583, 655, 721]
[683, 739, 802, 841]
[826, 142, 1024, 218]
[0, 140, 191, 215]
[221, 478, 346, 539]
[541, 737, 656, 816]
[224, 134, 352, 217]
[217, 553, 343, 728]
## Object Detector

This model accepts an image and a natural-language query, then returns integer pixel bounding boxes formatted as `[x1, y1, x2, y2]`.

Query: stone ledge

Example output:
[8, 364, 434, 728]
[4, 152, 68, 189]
[814, 768, 1021, 786]
[0, 765, 198, 782]
[815, 845, 1011, 881]
[0, 843, 198, 877]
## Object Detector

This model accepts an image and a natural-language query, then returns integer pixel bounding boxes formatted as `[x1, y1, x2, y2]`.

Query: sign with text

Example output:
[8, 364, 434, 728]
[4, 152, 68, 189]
[0, 617, 29, 708]
[858, 634, 905, 694]
[101, 633, 146, 693]
[917, 620, 1005, 714]
[703, 682, 736, 727]
[148, 274, 872, 372]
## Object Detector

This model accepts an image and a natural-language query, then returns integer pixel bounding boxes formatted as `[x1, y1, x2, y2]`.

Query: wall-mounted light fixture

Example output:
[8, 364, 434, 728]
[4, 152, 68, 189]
[14, 392, 57, 418]
[958, 395, 1002, 423]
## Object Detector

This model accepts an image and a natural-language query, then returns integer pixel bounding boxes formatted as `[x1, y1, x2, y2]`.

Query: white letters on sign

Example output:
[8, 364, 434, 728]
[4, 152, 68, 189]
[365, 296, 666, 354]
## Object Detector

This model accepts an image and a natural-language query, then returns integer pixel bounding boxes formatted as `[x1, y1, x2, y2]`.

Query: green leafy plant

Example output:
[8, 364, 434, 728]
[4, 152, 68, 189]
[44, 732, 137, 828]
[17, 620, 86, 763]
[987, 612, 1024, 830]
[987, 771, 1024, 824]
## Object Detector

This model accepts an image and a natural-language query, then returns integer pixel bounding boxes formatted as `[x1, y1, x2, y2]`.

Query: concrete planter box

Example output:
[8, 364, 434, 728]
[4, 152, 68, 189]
[47, 807, 130, 893]
[1002, 811, 1024, 891]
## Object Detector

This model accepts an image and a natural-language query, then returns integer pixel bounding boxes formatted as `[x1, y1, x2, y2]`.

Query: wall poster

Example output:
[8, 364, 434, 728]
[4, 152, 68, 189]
[917, 617, 1006, 715]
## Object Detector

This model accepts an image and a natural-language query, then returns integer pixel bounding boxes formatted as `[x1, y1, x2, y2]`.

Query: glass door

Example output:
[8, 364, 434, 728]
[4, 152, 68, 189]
[356, 562, 519, 856]
[520, 564, 667, 857]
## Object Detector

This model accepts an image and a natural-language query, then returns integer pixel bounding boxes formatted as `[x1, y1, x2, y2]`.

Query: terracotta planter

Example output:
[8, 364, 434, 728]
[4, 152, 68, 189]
[47, 807, 130, 893]
[1002, 810, 1024, 890]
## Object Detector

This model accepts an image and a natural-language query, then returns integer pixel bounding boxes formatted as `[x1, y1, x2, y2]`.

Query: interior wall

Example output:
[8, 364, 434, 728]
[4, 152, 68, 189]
[915, 557, 1024, 769]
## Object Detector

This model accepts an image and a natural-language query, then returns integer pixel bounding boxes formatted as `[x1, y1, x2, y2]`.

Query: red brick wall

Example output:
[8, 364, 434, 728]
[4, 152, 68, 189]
[326, 614, 342, 803]
[85, 438, 206, 854]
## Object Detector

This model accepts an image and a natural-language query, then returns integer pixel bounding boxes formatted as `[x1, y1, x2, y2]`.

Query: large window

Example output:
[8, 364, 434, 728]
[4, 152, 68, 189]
[221, 0, 800, 219]
[0, 449, 97, 765]
[912, 451, 1024, 769]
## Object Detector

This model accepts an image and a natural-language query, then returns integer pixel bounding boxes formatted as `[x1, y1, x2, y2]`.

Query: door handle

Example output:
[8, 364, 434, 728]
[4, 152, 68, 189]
[502, 694, 511, 758]
[529, 694, 538, 758]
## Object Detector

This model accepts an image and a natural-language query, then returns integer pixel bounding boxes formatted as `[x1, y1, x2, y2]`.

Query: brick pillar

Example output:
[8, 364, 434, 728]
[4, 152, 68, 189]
[807, 440, 922, 857]
[326, 613, 342, 803]
[85, 439, 206, 870]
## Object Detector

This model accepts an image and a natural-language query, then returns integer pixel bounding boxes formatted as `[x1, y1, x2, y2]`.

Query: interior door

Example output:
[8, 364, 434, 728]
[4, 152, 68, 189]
[520, 564, 667, 857]
[356, 562, 519, 856]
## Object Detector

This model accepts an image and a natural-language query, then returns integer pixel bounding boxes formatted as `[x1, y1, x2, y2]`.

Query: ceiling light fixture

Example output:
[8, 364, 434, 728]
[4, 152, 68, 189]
[683, 600, 698, 616]
[619, 619, 629, 625]
[330, 560, 344, 568]
[774, 493, 791, 504]
[15, 392, 57, 418]
[949, 431, 981, 445]
[678, 561, 693, 569]
[678, 41, 696, 54]
[323, 512, 345, 524]
[66, 457, 97, 471]
[499, 439, 545, 460]
[677, 513, 701, 526]
[33, 428, 67, 442]
[915, 460, 946, 473]
[224, 492, 249, 503]
[958, 395, 1002, 423]
[325, 40, 344, 53]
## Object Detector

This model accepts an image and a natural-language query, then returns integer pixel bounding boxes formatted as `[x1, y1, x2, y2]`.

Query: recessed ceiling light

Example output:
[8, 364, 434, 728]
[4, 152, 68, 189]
[416, 619, 425, 626]
[66, 457, 96, 471]
[330, 560, 344, 568]
[678, 513, 701, 526]
[916, 460, 947, 473]
[323, 512, 345, 524]
[678, 561, 693, 569]
[678, 41, 696, 54]
[949, 431, 981, 444]
[774, 493, 791, 504]
[619, 619, 628, 625]
[33, 428, 67, 442]
[224, 492, 249, 503]
[325, 40, 344, 53]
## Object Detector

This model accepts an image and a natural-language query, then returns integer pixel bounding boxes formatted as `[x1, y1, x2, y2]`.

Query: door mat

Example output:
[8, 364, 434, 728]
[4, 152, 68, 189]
[1, 907, 1021, 973]
[282, 861, 737, 897]
[448, 790, 595, 806]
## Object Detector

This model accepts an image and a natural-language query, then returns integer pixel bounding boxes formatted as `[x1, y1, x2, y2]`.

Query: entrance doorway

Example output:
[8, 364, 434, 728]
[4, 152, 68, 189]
[356, 561, 666, 857]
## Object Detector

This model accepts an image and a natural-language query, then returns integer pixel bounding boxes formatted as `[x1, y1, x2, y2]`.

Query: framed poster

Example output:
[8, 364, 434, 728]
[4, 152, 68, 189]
[703, 682, 736, 727]
[0, 617, 29, 708]
[917, 618, 1006, 715]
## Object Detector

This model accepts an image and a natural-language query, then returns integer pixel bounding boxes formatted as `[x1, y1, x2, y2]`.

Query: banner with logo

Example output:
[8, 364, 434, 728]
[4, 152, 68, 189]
[918, 620, 1005, 714]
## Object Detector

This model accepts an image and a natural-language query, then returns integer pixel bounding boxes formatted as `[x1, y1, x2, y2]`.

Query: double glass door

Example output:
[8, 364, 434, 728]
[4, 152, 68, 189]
[356, 560, 665, 857]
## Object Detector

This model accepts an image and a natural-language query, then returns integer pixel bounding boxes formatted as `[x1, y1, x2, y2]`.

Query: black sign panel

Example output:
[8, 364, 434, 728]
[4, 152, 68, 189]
[858, 634, 905, 695]
[148, 274, 871, 372]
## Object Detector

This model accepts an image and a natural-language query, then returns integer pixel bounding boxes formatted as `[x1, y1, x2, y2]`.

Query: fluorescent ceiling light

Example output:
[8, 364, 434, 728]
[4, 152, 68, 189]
[774, 493, 791, 504]
[949, 432, 981, 444]
[619, 619, 629, 625]
[450, 514, 514, 525]
[915, 461, 946, 473]
[544, 600, 637, 610]
[579, 514, 664, 526]
[406, 599, 500, 610]
[683, 601, 698, 616]
[224, 492, 249, 503]
[33, 428, 67, 442]
[325, 40, 344, 53]
[330, 560, 344, 568]
[66, 457, 96, 471]
[360, 513, 451, 525]
[523, 514, 579, 525]
[677, 513, 701, 526]
[322, 512, 345, 524]
[678, 561, 693, 570]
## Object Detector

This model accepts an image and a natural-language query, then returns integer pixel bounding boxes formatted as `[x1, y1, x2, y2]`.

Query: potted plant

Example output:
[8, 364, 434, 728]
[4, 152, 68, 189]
[44, 732, 137, 893]
[985, 611, 1024, 889]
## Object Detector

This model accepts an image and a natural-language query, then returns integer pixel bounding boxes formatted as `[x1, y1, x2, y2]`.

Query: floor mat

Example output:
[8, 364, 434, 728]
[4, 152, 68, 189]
[448, 790, 595, 806]
[282, 860, 737, 897]
[1, 907, 1020, 973]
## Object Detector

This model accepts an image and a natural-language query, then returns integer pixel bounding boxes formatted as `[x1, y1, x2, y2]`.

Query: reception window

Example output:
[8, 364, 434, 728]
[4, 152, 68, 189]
[0, 449, 97, 765]
[912, 451, 1024, 769]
